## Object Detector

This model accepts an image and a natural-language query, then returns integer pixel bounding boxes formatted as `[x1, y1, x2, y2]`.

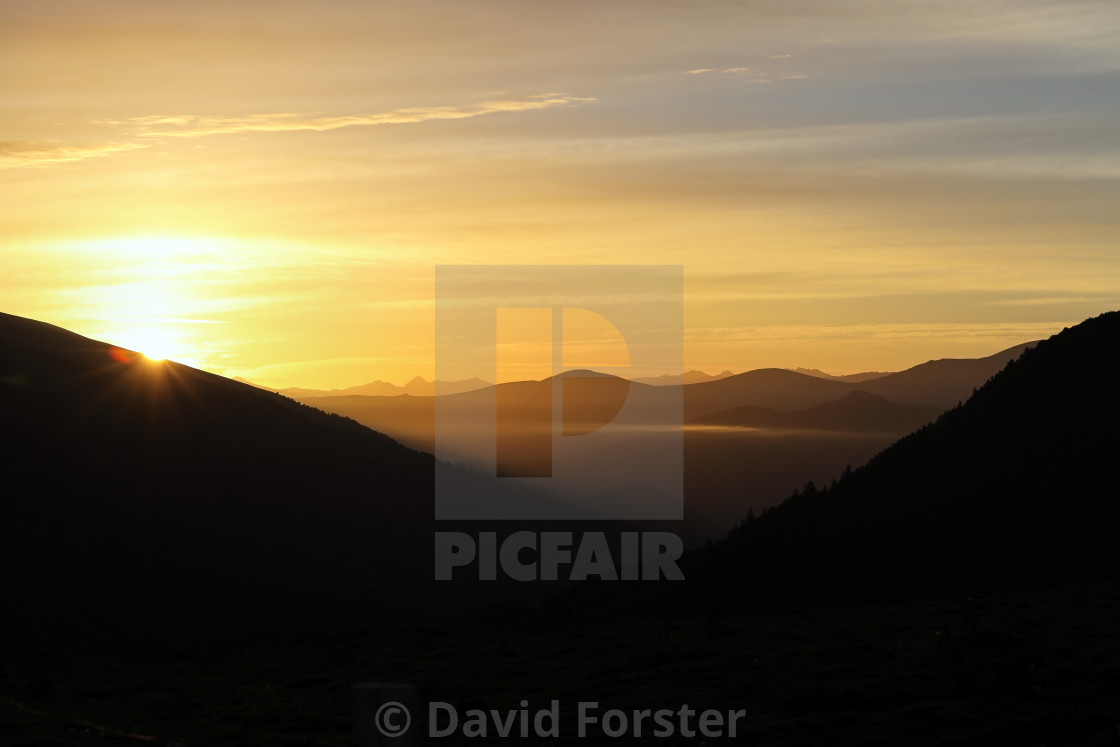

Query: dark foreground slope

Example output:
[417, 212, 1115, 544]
[0, 312, 441, 645]
[684, 311, 1120, 603]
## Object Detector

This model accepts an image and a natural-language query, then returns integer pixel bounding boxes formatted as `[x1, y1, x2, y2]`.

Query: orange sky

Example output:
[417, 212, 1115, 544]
[3, 1, 1119, 388]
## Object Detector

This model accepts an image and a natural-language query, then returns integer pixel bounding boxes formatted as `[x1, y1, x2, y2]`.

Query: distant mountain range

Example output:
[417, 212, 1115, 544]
[242, 375, 492, 399]
[255, 367, 879, 392]
[253, 356, 988, 399]
[290, 342, 1038, 532]
[298, 341, 1036, 454]
[693, 390, 944, 433]
[632, 369, 734, 385]
[788, 367, 891, 383]
[681, 341, 1035, 416]
[250, 370, 731, 394]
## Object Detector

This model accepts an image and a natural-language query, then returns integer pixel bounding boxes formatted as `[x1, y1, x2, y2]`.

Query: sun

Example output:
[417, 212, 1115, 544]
[116, 327, 177, 362]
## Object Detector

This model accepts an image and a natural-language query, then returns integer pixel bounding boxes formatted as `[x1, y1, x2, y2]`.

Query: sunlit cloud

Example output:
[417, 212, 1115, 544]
[107, 95, 597, 139]
[683, 66, 805, 84]
[685, 67, 750, 75]
[0, 141, 148, 169]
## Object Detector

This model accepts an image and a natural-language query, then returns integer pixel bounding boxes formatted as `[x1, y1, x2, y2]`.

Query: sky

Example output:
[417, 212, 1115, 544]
[3, 0, 1119, 387]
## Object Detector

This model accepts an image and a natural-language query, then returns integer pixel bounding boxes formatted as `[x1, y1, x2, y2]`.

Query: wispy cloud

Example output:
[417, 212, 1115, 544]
[0, 141, 148, 169]
[109, 95, 597, 139]
[687, 67, 751, 76]
[684, 66, 806, 84]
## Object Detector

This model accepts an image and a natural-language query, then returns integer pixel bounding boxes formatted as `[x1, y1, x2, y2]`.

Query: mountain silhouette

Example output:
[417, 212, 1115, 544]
[632, 369, 734, 385]
[294, 345, 1038, 447]
[683, 342, 1034, 419]
[268, 375, 490, 399]
[0, 312, 562, 645]
[403, 375, 491, 396]
[788, 367, 891, 383]
[683, 368, 856, 417]
[694, 390, 943, 433]
[857, 341, 1036, 406]
[275, 378, 408, 397]
[684, 313, 1120, 602]
[0, 312, 687, 645]
[296, 345, 1045, 534]
[0, 312, 446, 644]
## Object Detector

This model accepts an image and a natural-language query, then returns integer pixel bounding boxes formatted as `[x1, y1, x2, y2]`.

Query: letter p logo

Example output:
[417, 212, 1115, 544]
[435, 266, 683, 520]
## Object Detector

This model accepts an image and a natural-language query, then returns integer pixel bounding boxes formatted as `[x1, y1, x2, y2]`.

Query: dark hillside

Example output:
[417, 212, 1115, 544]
[0, 311, 437, 645]
[685, 312, 1120, 603]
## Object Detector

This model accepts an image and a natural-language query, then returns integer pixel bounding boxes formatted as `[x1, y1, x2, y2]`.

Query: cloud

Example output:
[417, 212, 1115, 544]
[684, 66, 807, 84]
[0, 141, 148, 169]
[109, 95, 597, 139]
[7, 94, 595, 170]
[686, 67, 750, 76]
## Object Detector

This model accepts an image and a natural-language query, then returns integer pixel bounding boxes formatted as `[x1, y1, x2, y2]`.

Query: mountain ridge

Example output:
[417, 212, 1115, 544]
[682, 313, 1119, 603]
[0, 311, 480, 645]
[262, 375, 492, 399]
[788, 367, 892, 383]
[693, 390, 944, 433]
